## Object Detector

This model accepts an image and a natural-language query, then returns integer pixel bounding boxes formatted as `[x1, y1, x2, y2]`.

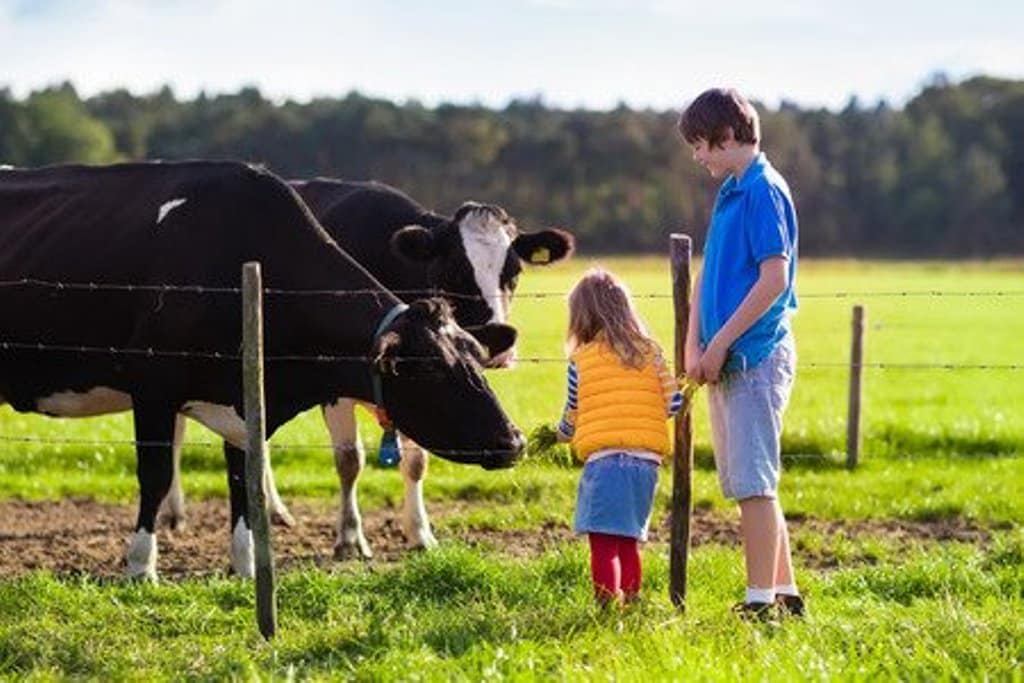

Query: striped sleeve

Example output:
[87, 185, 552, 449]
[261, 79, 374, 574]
[556, 361, 578, 438]
[653, 351, 683, 417]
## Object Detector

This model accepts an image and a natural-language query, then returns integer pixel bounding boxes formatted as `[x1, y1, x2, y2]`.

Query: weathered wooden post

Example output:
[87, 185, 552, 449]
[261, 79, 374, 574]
[242, 262, 277, 640]
[846, 305, 866, 470]
[669, 234, 694, 610]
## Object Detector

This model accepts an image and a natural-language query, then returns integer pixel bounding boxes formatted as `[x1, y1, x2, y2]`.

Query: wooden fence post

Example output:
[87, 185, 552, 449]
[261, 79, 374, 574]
[669, 234, 694, 610]
[242, 262, 277, 640]
[846, 305, 866, 470]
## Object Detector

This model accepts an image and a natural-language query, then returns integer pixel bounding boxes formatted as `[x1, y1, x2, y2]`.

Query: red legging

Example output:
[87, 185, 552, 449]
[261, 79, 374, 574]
[588, 532, 642, 600]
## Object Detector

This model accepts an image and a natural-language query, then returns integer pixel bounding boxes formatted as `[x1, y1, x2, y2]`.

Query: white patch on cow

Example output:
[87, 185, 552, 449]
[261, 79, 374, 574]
[36, 386, 132, 417]
[398, 436, 437, 549]
[156, 197, 187, 225]
[231, 518, 255, 578]
[125, 529, 158, 581]
[459, 212, 513, 323]
[181, 401, 246, 448]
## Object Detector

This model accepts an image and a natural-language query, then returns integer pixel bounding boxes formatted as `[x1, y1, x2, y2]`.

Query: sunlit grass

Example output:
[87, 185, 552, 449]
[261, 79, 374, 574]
[1, 258, 1022, 679]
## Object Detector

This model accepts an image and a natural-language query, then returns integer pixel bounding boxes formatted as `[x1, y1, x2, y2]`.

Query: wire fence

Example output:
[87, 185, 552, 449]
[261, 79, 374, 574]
[0, 275, 1020, 460]
[2, 276, 1024, 300]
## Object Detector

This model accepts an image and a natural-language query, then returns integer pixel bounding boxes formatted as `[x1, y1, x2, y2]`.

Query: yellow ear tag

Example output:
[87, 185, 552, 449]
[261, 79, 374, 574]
[529, 247, 551, 264]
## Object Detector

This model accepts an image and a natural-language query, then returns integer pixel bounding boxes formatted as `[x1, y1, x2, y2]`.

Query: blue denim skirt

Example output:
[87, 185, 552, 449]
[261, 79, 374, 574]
[573, 452, 659, 541]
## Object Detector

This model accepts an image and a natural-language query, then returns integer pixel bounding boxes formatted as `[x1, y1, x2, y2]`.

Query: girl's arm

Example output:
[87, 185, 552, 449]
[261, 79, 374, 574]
[654, 351, 684, 417]
[555, 361, 578, 442]
[700, 256, 788, 383]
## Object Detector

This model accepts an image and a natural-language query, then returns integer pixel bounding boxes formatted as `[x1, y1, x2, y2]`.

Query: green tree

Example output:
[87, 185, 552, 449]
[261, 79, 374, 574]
[21, 83, 117, 165]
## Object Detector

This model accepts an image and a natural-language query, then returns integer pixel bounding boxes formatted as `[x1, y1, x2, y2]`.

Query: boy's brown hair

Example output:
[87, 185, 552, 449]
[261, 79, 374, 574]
[677, 88, 760, 148]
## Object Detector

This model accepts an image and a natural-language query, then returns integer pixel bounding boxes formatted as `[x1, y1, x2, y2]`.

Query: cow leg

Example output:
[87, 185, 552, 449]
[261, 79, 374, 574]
[224, 443, 255, 578]
[398, 434, 437, 549]
[323, 399, 372, 560]
[264, 451, 295, 528]
[159, 414, 188, 531]
[126, 400, 177, 581]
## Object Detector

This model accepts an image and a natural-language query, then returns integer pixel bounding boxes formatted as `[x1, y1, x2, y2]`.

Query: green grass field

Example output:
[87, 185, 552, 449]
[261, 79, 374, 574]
[1, 258, 1022, 680]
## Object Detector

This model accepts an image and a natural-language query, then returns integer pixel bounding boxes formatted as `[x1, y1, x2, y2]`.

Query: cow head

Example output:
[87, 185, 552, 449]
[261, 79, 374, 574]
[372, 298, 524, 469]
[391, 202, 573, 366]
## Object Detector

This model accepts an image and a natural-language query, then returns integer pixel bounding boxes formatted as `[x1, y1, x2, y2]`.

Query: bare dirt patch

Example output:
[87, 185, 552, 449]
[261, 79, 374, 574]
[0, 498, 997, 580]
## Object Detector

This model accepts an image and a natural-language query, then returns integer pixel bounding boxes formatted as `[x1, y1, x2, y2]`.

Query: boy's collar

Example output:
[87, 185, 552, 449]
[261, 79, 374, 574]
[721, 152, 767, 194]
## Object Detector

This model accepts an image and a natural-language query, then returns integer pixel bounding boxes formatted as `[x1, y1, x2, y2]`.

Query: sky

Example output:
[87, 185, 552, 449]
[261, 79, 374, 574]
[3, 0, 1024, 111]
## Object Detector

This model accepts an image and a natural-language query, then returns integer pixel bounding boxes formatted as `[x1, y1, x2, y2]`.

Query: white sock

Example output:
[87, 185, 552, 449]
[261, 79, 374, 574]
[745, 587, 775, 604]
[775, 583, 799, 597]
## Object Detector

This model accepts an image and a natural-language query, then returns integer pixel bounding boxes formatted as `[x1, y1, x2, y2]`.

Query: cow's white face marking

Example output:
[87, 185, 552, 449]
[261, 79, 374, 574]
[36, 387, 132, 417]
[157, 197, 187, 225]
[459, 211, 513, 324]
[181, 401, 246, 449]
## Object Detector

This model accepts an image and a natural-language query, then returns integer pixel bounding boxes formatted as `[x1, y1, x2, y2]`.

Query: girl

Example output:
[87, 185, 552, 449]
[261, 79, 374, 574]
[556, 267, 682, 605]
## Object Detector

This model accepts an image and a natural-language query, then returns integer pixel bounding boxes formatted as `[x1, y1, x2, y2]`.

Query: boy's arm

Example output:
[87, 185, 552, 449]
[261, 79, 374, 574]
[684, 269, 703, 383]
[555, 361, 578, 442]
[699, 257, 788, 383]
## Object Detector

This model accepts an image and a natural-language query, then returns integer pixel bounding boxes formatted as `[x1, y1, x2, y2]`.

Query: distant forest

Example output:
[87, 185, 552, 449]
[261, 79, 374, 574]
[2, 75, 1023, 256]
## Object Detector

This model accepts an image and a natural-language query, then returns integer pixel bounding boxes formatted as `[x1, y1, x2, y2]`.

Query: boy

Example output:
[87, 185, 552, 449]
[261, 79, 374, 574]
[678, 88, 803, 619]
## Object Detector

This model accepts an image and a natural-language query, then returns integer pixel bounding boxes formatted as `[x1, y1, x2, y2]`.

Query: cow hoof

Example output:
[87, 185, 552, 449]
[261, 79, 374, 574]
[270, 507, 296, 528]
[125, 530, 158, 582]
[232, 560, 255, 579]
[125, 570, 159, 583]
[159, 511, 187, 532]
[405, 527, 438, 550]
[334, 537, 373, 561]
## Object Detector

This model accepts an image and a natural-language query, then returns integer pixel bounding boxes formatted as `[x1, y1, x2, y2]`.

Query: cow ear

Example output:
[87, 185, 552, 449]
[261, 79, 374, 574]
[511, 228, 575, 265]
[391, 225, 438, 262]
[373, 330, 402, 362]
[465, 323, 517, 359]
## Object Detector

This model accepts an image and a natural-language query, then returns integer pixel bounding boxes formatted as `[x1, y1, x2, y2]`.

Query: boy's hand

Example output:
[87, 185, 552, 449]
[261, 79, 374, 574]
[699, 339, 729, 383]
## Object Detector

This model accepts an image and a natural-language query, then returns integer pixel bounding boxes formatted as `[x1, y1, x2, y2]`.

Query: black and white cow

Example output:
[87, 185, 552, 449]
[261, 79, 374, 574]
[162, 178, 574, 558]
[0, 161, 525, 580]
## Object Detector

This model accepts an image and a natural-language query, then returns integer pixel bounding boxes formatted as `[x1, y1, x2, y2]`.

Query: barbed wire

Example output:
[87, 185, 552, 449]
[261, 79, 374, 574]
[0, 434, 521, 458]
[0, 433, 906, 462]
[1, 277, 1022, 302]
[1, 340, 1021, 370]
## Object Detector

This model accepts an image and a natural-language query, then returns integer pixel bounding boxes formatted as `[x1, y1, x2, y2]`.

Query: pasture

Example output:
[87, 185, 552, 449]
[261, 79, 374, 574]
[1, 257, 1022, 680]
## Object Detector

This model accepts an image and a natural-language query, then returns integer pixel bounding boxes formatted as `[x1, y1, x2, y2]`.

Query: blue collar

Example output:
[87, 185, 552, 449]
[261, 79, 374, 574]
[721, 152, 768, 196]
[371, 303, 408, 408]
[373, 302, 408, 341]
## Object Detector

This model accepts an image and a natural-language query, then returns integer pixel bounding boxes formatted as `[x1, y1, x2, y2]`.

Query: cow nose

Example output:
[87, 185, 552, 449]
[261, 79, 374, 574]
[481, 426, 525, 470]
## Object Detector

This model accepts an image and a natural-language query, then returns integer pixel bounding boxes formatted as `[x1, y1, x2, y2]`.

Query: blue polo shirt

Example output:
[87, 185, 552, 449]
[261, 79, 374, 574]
[699, 153, 798, 372]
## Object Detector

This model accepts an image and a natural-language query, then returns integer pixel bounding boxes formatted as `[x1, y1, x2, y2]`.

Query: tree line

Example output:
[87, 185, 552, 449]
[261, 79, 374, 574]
[2, 75, 1022, 256]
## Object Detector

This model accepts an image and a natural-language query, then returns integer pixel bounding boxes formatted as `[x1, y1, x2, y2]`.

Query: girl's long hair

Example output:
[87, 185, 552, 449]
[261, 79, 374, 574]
[566, 267, 656, 368]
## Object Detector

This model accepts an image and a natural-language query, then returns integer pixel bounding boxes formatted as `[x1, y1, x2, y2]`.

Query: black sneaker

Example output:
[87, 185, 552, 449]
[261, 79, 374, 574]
[732, 600, 778, 622]
[775, 593, 805, 617]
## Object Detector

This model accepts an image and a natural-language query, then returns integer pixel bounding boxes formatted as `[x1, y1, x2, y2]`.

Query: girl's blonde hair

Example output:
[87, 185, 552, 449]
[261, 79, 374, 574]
[566, 267, 656, 368]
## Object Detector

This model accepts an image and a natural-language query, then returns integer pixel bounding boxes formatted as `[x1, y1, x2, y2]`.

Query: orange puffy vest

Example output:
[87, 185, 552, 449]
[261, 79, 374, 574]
[570, 341, 671, 460]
